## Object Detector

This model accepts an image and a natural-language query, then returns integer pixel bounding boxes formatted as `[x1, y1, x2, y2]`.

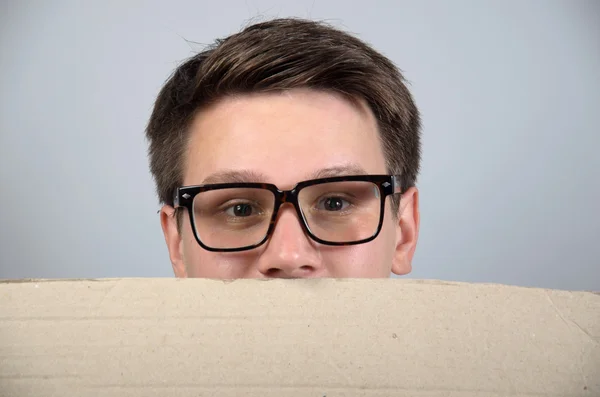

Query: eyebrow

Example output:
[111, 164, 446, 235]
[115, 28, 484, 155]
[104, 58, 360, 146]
[200, 164, 369, 185]
[308, 164, 368, 179]
[201, 170, 269, 184]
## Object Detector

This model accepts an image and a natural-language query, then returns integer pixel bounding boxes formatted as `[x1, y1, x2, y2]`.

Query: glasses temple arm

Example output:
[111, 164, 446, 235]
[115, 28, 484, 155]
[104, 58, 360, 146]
[391, 175, 404, 194]
[172, 189, 180, 208]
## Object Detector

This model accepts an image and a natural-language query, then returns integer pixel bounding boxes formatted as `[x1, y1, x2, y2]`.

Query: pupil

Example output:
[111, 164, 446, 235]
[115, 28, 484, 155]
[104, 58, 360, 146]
[233, 204, 252, 217]
[325, 197, 343, 211]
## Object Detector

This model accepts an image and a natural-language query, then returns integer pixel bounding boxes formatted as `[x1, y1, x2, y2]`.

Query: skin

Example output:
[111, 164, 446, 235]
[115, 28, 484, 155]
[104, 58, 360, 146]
[160, 88, 419, 278]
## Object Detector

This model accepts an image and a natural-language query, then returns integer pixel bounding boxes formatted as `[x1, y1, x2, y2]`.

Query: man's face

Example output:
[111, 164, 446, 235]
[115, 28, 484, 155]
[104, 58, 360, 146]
[161, 89, 419, 278]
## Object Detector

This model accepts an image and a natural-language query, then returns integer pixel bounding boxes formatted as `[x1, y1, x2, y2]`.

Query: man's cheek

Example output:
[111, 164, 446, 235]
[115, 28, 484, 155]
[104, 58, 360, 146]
[322, 249, 379, 277]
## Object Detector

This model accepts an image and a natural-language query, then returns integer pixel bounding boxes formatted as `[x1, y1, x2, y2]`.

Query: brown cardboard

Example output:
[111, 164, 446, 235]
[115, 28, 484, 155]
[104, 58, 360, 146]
[1, 278, 599, 396]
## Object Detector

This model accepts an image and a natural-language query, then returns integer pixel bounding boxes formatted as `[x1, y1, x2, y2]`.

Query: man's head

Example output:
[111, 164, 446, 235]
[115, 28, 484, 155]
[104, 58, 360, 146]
[146, 18, 421, 278]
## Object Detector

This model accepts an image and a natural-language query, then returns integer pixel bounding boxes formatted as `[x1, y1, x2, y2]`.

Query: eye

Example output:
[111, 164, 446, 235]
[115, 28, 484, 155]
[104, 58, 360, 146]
[318, 196, 350, 212]
[225, 203, 255, 217]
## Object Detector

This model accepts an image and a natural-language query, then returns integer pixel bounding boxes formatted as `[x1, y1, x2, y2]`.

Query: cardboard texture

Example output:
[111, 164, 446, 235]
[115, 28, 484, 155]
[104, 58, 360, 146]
[1, 279, 598, 397]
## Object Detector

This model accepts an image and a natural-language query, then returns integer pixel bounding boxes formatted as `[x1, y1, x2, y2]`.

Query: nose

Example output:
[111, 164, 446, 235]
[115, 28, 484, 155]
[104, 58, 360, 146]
[256, 205, 323, 278]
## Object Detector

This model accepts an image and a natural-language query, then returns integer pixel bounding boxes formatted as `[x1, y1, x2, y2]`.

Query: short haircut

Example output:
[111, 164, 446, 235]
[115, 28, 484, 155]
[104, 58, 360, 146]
[146, 18, 421, 210]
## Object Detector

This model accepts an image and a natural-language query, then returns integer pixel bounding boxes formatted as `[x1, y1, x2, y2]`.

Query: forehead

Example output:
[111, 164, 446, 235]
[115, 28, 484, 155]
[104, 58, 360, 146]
[184, 89, 387, 188]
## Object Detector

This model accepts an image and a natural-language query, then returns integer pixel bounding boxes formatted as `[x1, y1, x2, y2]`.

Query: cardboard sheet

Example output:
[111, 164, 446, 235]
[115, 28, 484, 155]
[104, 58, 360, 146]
[1, 278, 599, 396]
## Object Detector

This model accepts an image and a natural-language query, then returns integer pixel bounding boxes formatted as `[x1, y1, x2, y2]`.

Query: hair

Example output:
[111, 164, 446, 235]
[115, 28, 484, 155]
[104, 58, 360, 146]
[146, 18, 421, 211]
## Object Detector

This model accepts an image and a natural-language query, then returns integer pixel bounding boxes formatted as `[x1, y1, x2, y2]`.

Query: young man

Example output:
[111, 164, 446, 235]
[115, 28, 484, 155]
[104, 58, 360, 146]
[146, 18, 421, 278]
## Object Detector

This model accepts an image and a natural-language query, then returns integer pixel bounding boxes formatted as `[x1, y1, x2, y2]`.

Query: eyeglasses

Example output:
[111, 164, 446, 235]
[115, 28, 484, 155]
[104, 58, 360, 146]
[173, 175, 404, 252]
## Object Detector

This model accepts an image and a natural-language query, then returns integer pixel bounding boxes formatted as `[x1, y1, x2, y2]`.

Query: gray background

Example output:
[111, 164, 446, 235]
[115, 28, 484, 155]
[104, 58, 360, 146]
[1, 0, 598, 290]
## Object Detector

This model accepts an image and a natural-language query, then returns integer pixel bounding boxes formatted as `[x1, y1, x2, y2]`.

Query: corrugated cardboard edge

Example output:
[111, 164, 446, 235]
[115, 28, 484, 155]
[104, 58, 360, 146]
[1, 278, 599, 397]
[1, 277, 598, 294]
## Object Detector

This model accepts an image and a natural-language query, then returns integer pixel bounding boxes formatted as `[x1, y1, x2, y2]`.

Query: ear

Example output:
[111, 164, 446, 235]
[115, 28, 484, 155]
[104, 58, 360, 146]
[391, 187, 420, 276]
[160, 205, 188, 278]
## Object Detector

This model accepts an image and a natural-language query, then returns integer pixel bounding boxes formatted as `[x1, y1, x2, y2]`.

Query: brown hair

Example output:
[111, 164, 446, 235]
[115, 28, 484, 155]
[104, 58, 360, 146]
[146, 18, 421, 208]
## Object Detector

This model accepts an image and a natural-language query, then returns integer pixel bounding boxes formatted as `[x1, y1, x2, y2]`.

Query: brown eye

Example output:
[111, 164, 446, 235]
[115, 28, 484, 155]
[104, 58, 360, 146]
[230, 203, 253, 217]
[319, 197, 348, 211]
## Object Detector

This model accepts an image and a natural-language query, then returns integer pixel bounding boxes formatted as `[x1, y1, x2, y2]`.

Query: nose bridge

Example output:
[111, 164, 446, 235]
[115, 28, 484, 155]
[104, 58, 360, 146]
[271, 200, 306, 242]
[276, 188, 298, 206]
[274, 188, 303, 226]
[257, 195, 321, 277]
